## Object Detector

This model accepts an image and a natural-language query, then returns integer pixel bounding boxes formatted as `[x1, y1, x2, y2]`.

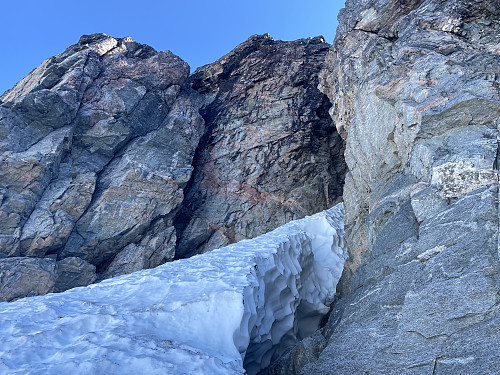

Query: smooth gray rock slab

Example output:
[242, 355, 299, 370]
[301, 0, 500, 374]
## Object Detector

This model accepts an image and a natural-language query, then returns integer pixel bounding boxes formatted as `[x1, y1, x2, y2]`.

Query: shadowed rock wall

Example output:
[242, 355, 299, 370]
[176, 34, 346, 257]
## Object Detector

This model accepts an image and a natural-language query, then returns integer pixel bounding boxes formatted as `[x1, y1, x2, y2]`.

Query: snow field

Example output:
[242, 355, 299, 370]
[0, 204, 345, 374]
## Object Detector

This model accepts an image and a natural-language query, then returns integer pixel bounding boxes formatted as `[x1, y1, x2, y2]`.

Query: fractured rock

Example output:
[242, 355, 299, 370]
[300, 0, 500, 374]
[0, 34, 204, 299]
[0, 257, 57, 302]
[103, 223, 176, 278]
[54, 257, 96, 292]
[0, 31, 347, 303]
[176, 34, 346, 257]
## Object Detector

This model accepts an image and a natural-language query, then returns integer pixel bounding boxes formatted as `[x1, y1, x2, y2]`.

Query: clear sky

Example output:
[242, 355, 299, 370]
[0, 0, 345, 95]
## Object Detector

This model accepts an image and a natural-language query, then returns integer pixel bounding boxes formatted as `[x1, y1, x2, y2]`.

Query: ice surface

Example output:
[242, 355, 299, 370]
[0, 204, 345, 375]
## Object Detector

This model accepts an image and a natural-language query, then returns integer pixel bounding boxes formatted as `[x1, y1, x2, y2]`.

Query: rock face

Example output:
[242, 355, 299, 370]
[1, 1, 498, 372]
[176, 34, 346, 257]
[0, 257, 57, 301]
[298, 0, 500, 374]
[0, 33, 345, 300]
[0, 33, 204, 299]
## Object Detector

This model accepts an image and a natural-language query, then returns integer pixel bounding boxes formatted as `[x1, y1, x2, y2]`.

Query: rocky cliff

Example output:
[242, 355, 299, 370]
[0, 33, 345, 301]
[177, 34, 345, 257]
[0, 34, 203, 299]
[295, 0, 500, 374]
[1, 0, 499, 373]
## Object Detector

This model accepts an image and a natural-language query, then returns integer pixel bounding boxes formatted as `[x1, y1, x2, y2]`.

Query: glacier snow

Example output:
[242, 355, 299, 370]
[0, 204, 345, 375]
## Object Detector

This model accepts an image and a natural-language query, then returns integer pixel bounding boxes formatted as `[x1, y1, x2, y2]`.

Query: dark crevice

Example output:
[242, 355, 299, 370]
[493, 140, 500, 170]
[354, 27, 399, 43]
[171, 103, 216, 259]
[432, 357, 442, 375]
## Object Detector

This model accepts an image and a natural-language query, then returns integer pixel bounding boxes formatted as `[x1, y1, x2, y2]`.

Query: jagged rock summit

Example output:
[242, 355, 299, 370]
[178, 33, 345, 257]
[0, 33, 203, 298]
[0, 33, 346, 301]
[2, 0, 499, 372]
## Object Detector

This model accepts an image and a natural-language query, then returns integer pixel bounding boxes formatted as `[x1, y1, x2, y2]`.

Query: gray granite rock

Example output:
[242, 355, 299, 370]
[0, 257, 57, 301]
[54, 257, 96, 292]
[102, 223, 176, 278]
[59, 87, 204, 265]
[0, 34, 203, 299]
[267, 330, 327, 375]
[300, 0, 500, 374]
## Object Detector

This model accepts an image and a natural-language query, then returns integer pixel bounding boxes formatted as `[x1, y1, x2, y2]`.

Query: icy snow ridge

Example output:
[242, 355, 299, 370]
[0, 204, 345, 375]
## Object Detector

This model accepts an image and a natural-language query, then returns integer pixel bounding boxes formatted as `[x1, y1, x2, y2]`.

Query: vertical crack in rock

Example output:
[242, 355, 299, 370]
[0, 204, 346, 374]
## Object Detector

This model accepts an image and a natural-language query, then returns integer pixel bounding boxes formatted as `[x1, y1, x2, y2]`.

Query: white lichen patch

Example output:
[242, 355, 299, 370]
[431, 160, 498, 199]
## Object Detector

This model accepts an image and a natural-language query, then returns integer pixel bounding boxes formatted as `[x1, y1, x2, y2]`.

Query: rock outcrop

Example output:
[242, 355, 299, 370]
[176, 34, 345, 257]
[0, 257, 57, 301]
[0, 33, 345, 300]
[296, 0, 500, 374]
[0, 33, 204, 299]
[1, 1, 499, 373]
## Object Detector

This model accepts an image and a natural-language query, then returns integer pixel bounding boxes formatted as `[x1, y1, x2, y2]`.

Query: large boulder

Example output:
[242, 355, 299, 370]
[0, 257, 57, 302]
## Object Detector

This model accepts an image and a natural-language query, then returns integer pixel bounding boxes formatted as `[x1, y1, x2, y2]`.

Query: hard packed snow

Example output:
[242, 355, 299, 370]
[0, 204, 345, 374]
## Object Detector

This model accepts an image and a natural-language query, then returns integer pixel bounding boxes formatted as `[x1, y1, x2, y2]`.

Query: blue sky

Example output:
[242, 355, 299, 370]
[0, 0, 345, 95]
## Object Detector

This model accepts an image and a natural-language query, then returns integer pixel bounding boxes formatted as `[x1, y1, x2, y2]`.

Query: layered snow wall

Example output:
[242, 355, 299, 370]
[0, 204, 345, 375]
